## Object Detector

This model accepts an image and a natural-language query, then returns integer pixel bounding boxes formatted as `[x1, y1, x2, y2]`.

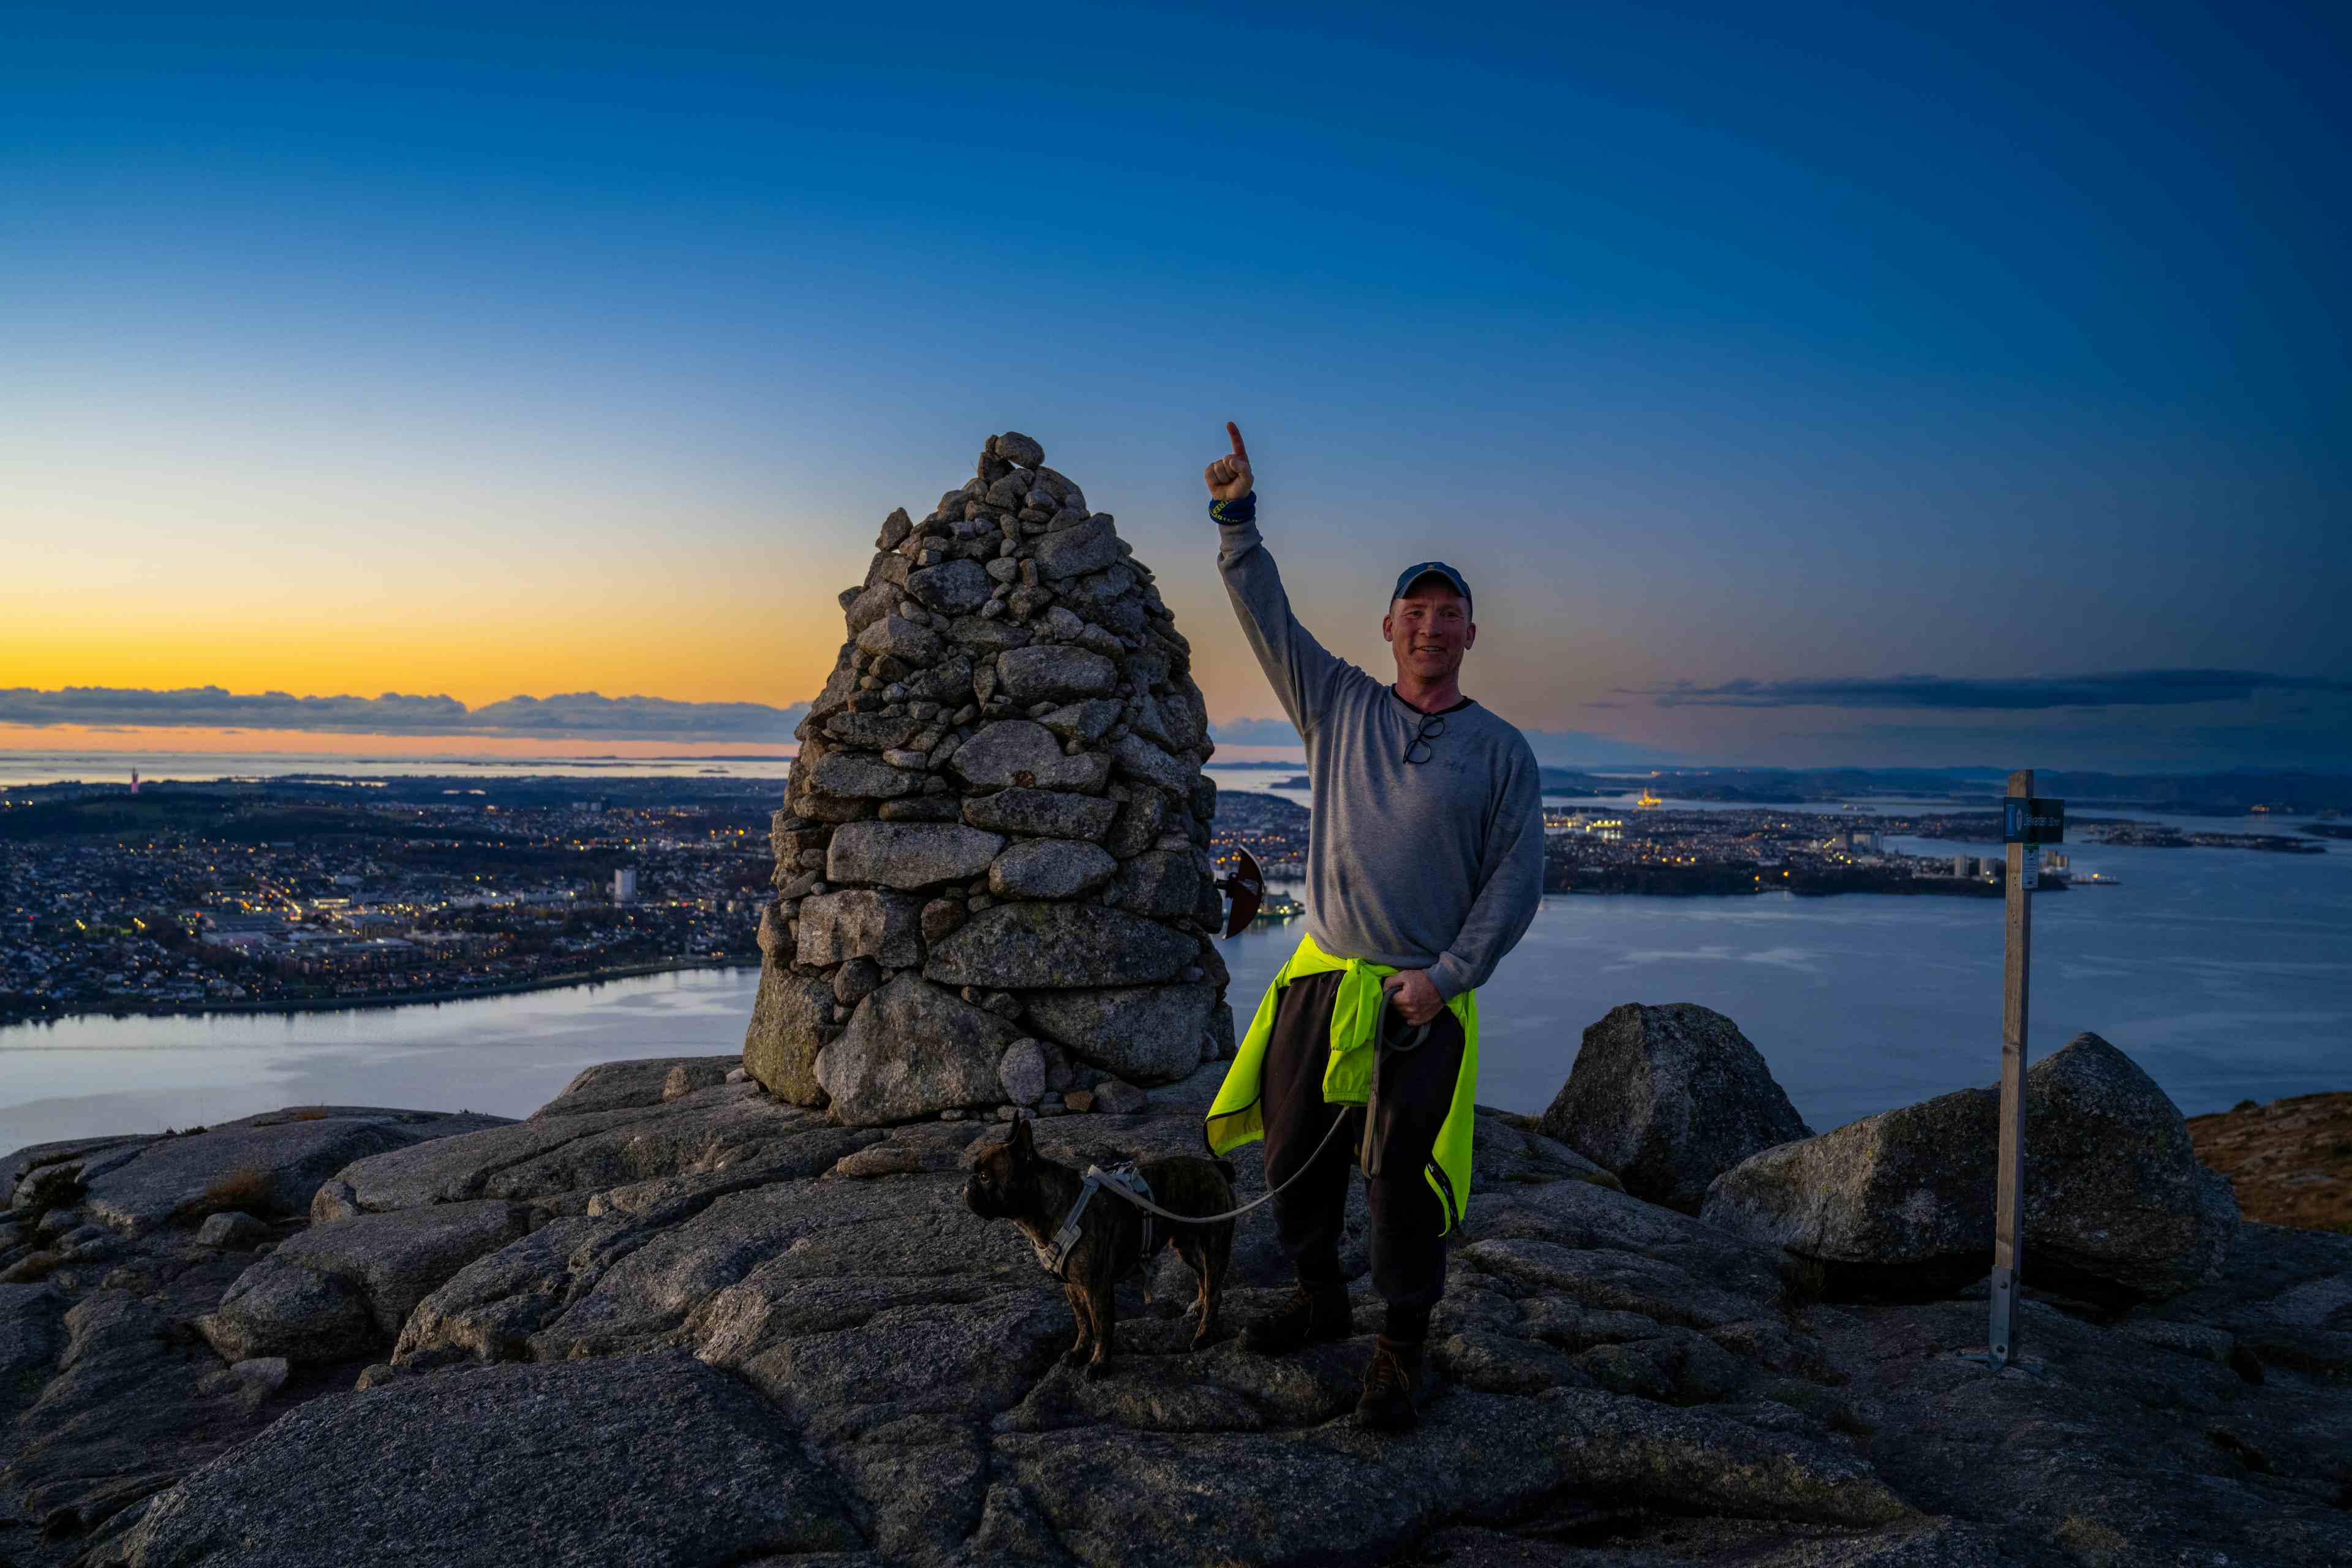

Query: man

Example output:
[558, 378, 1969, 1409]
[1200, 421, 1544, 1431]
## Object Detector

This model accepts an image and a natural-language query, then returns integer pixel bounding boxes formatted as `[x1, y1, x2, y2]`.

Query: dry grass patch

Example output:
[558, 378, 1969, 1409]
[2053, 1515, 2129, 1566]
[2188, 1091, 2352, 1232]
[1779, 1255, 1830, 1312]
[173, 1165, 274, 1226]
[15, 1161, 87, 1229]
[0, 1251, 62, 1284]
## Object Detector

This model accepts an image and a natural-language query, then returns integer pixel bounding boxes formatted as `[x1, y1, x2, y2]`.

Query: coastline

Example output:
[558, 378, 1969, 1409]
[0, 956, 758, 1031]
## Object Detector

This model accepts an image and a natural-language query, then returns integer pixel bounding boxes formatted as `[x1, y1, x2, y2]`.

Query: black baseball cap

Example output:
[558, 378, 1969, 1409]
[1391, 560, 1472, 611]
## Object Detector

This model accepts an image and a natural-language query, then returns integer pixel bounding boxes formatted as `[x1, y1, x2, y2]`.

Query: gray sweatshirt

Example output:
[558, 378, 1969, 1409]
[1217, 514, 1545, 999]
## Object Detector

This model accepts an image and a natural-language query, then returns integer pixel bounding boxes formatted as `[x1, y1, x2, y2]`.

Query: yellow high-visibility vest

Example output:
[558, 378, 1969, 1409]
[1204, 931, 1480, 1234]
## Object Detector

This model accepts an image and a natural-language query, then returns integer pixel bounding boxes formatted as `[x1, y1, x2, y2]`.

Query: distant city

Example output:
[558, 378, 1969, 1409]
[0, 774, 1319, 1026]
[0, 767, 2328, 1028]
[0, 775, 778, 1025]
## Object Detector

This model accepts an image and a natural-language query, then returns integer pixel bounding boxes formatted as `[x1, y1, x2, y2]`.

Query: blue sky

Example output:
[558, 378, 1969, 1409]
[5, 1, 2346, 769]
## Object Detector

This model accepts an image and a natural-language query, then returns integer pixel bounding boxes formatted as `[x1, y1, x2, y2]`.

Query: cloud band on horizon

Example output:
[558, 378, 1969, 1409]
[1632, 669, 2352, 710]
[0, 687, 809, 743]
[1209, 714, 1679, 767]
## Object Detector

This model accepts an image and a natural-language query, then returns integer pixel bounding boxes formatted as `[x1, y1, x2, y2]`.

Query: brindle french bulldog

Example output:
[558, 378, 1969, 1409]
[963, 1115, 1237, 1379]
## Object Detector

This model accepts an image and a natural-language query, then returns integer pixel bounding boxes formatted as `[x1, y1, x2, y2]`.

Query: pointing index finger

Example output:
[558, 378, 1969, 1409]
[1226, 421, 1249, 461]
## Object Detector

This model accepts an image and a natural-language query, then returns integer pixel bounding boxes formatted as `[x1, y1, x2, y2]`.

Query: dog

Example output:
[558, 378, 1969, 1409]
[963, 1115, 1236, 1379]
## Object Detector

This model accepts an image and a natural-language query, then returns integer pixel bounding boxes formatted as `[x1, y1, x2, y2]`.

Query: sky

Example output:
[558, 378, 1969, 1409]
[5, 1, 2347, 771]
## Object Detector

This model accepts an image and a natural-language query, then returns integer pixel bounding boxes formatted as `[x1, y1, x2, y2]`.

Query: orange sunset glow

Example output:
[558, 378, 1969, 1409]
[0, 725, 795, 760]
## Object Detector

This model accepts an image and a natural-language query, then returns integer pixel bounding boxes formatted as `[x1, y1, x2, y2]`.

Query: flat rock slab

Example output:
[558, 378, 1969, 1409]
[118, 1353, 863, 1566]
[993, 645, 1117, 704]
[797, 888, 925, 968]
[197, 1255, 377, 1363]
[262, 1199, 536, 1338]
[1536, 1385, 1910, 1525]
[817, 974, 1017, 1125]
[908, 556, 993, 615]
[1461, 1169, 1787, 1303]
[328, 1085, 837, 1214]
[78, 1114, 508, 1234]
[924, 902, 1197, 989]
[1110, 733, 1192, 796]
[403, 1168, 1028, 1370]
[1419, 1518, 2010, 1568]
[530, 1056, 741, 1119]
[6, 1134, 162, 1205]
[1463, 1236, 1770, 1330]
[998, 1386, 1905, 1567]
[1468, 1113, 1623, 1194]
[1021, 983, 1216, 1084]
[193, 1211, 271, 1250]
[962, 786, 1118, 840]
[744, 1294, 1071, 1422]
[210, 1106, 510, 1132]
[949, 720, 1111, 794]
[742, 959, 836, 1107]
[827, 820, 1006, 890]
[0, 1281, 66, 1393]
[987, 838, 1117, 900]
[998, 1423, 1434, 1566]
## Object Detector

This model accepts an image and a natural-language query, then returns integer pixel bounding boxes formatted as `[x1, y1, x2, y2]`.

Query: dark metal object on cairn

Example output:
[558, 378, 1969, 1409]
[744, 432, 1238, 1126]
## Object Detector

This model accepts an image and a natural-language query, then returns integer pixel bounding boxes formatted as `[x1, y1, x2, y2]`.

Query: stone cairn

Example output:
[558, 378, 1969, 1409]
[744, 432, 1237, 1127]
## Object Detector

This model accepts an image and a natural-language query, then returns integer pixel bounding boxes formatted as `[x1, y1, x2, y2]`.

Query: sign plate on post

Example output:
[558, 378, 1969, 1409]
[2003, 798, 2065, 844]
[2020, 845, 2040, 891]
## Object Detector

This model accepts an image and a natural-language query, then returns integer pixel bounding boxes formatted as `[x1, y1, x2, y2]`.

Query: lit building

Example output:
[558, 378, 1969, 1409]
[612, 868, 639, 904]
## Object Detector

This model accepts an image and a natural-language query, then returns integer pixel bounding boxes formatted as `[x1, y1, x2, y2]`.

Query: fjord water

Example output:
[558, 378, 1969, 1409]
[3, 797, 2346, 1155]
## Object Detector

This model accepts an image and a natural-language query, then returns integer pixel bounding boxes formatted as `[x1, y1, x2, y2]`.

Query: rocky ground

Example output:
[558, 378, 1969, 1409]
[2, 1050, 2347, 1568]
[2190, 1092, 2352, 1234]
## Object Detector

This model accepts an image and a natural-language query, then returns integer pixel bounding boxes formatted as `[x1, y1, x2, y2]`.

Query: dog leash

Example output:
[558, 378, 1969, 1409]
[1073, 1107, 1355, 1232]
[1068, 992, 1435, 1235]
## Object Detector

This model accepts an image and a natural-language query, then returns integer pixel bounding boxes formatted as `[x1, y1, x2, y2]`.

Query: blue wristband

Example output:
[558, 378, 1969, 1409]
[1209, 492, 1257, 526]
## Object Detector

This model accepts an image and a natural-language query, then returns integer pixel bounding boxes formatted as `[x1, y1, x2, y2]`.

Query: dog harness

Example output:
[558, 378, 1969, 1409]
[1036, 1161, 1159, 1280]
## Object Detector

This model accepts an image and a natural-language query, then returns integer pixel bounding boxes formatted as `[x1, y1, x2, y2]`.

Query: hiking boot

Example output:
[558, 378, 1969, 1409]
[1355, 1335, 1436, 1431]
[1240, 1284, 1351, 1355]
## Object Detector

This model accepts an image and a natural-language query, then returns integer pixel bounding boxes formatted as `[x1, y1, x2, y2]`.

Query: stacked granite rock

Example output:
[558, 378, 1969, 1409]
[744, 432, 1237, 1127]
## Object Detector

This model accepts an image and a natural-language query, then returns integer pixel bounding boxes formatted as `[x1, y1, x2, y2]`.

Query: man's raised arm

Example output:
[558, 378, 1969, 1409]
[1207, 421, 1352, 736]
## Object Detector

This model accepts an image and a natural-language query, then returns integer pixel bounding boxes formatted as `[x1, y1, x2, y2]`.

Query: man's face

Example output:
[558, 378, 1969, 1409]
[1384, 583, 1475, 685]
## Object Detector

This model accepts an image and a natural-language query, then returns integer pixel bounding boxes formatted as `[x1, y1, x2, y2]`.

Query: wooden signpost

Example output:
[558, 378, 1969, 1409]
[1985, 771, 2064, 1369]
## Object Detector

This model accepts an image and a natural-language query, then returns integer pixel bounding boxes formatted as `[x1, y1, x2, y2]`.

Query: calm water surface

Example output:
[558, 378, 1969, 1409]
[5, 794, 2347, 1155]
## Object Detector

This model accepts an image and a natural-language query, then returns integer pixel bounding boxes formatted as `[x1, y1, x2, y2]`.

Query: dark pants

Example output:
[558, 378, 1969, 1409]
[1260, 970, 1464, 1311]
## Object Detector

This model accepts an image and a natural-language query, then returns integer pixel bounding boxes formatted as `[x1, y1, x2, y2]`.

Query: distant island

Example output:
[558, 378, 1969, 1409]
[1213, 791, 2326, 899]
[1531, 766, 2352, 817]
